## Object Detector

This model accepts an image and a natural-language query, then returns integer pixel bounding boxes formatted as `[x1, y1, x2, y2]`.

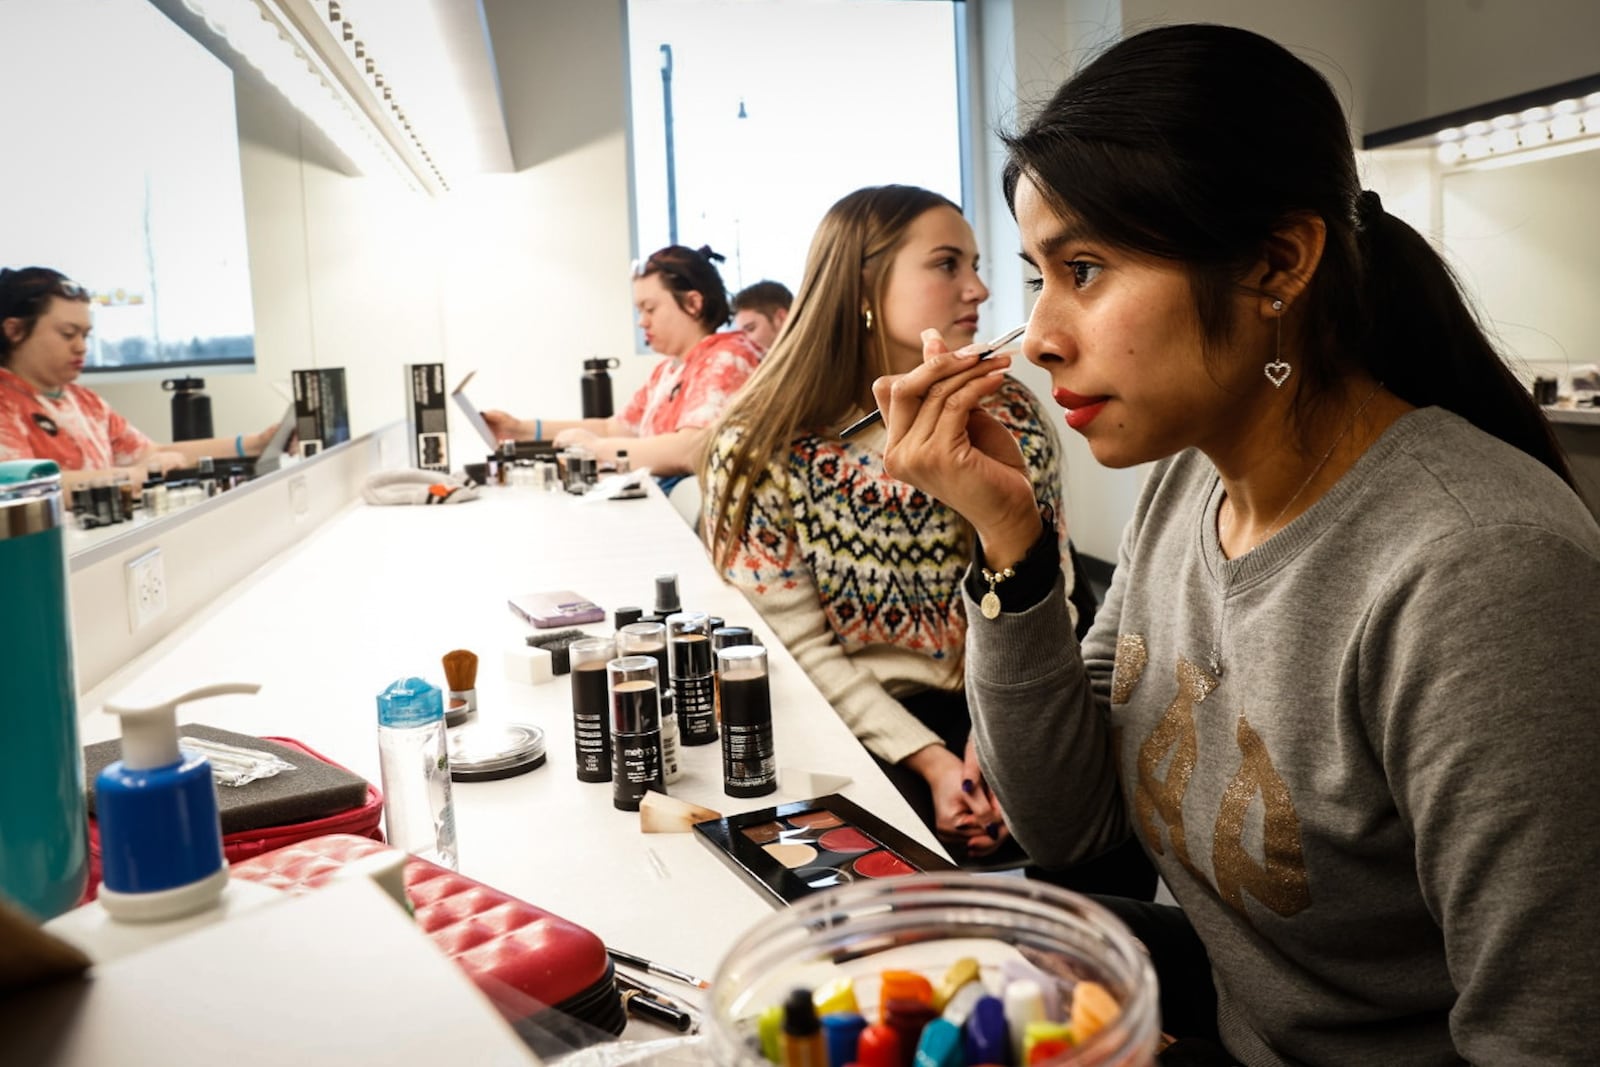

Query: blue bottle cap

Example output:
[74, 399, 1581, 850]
[963, 995, 1010, 1065]
[377, 677, 444, 727]
[821, 1011, 867, 1066]
[913, 1017, 964, 1067]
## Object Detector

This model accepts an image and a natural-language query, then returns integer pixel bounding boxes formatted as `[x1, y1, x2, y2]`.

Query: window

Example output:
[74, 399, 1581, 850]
[0, 0, 256, 372]
[626, 0, 968, 296]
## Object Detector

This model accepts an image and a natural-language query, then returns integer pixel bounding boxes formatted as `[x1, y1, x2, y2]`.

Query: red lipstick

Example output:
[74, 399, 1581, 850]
[1053, 388, 1110, 431]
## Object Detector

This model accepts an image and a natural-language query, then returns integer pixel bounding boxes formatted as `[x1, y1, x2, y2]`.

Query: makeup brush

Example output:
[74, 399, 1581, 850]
[442, 649, 479, 727]
[837, 323, 1027, 440]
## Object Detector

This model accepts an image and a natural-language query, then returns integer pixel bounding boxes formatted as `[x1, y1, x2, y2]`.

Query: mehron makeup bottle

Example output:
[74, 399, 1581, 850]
[609, 656, 664, 811]
[618, 621, 680, 782]
[716, 645, 777, 798]
[568, 637, 614, 783]
[668, 612, 718, 746]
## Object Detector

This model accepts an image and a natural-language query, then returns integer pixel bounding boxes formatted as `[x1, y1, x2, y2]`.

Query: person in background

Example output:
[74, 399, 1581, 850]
[731, 279, 792, 353]
[872, 24, 1599, 1064]
[482, 245, 762, 482]
[701, 186, 1153, 897]
[0, 266, 284, 494]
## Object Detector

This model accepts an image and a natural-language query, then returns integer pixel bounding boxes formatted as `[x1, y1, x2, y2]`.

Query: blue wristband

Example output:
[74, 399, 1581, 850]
[534, 418, 543, 441]
[235, 433, 245, 457]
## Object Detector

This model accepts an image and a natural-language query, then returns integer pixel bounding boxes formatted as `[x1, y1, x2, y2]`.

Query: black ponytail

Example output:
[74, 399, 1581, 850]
[1002, 24, 1576, 490]
[1355, 195, 1574, 488]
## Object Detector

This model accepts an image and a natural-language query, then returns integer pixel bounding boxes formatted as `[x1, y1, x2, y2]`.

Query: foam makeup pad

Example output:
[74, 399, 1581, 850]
[83, 724, 370, 833]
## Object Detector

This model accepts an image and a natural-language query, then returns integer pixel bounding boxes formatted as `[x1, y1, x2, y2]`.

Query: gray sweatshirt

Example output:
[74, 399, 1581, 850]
[966, 407, 1600, 1065]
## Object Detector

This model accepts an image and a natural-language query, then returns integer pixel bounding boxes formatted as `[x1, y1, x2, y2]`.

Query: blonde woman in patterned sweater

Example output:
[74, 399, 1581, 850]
[702, 188, 1149, 891]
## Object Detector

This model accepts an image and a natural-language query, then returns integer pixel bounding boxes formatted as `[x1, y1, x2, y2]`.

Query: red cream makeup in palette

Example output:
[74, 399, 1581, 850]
[693, 794, 953, 906]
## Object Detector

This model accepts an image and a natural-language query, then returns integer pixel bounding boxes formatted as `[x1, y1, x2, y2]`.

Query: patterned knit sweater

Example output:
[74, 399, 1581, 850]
[704, 377, 1069, 764]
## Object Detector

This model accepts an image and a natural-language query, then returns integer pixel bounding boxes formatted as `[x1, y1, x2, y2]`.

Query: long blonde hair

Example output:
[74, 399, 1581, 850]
[700, 185, 961, 571]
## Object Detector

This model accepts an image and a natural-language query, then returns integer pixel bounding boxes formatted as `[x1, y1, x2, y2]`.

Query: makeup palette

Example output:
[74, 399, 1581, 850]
[693, 794, 953, 906]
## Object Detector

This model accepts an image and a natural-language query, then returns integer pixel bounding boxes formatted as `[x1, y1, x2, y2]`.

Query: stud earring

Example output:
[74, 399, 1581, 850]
[862, 307, 874, 332]
[1264, 298, 1291, 388]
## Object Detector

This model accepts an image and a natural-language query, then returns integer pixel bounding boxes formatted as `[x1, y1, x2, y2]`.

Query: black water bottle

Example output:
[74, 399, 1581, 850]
[163, 377, 213, 441]
[580, 358, 620, 419]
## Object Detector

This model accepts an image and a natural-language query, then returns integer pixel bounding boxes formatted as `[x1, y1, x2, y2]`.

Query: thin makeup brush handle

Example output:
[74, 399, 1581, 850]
[838, 324, 1026, 440]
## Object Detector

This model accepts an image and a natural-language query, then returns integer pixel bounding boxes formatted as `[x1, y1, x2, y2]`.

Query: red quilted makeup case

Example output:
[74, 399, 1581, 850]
[229, 834, 626, 1050]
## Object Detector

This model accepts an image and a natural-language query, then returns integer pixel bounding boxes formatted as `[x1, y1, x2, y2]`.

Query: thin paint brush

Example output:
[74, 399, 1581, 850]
[837, 323, 1027, 440]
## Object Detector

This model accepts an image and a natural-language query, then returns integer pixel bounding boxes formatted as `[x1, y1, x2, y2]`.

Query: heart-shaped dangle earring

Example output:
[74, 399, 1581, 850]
[1264, 298, 1291, 388]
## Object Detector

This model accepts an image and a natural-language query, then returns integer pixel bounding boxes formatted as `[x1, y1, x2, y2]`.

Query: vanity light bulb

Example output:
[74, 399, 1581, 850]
[1436, 141, 1464, 166]
[1549, 113, 1583, 140]
[1461, 135, 1492, 160]
[1490, 112, 1518, 131]
[1488, 128, 1519, 155]
[1516, 121, 1550, 147]
[1583, 110, 1600, 136]
[1435, 126, 1462, 142]
[1463, 120, 1491, 137]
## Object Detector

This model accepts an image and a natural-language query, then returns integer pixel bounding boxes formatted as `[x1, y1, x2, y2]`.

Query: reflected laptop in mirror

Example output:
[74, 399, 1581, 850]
[253, 402, 298, 474]
[451, 371, 499, 451]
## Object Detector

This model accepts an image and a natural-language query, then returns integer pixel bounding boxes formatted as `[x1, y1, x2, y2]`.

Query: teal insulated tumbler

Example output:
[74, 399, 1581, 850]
[0, 460, 88, 919]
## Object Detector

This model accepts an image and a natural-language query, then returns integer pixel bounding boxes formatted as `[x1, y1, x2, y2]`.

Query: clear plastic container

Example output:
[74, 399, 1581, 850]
[707, 873, 1159, 1065]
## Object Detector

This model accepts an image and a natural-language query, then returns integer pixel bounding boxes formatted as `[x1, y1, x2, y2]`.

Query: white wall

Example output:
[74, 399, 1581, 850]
[1424, 0, 1600, 117]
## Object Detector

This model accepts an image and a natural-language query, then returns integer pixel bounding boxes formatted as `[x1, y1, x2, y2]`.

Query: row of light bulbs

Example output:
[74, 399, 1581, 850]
[180, 0, 437, 194]
[324, 1, 448, 191]
[1435, 92, 1600, 165]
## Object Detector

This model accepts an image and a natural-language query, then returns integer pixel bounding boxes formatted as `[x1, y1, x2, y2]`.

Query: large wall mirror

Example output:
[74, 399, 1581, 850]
[3, 0, 430, 559]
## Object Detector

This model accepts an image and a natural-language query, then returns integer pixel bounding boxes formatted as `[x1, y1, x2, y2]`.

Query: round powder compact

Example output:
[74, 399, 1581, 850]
[447, 722, 547, 782]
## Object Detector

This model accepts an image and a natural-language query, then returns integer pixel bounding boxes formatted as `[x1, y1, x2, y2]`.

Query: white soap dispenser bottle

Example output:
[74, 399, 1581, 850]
[95, 683, 260, 923]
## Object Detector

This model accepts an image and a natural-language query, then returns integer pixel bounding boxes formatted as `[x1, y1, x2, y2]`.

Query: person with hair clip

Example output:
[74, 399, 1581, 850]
[0, 266, 285, 493]
[483, 245, 762, 483]
[701, 185, 1154, 896]
[871, 23, 1600, 1066]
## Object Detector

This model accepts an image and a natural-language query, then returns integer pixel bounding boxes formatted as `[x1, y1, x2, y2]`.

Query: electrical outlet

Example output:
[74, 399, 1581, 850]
[289, 474, 310, 522]
[125, 547, 167, 633]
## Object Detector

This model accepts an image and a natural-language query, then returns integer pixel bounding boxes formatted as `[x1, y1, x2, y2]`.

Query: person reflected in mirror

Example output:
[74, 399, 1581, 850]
[0, 267, 284, 495]
[481, 245, 762, 488]
[701, 186, 1147, 895]
[731, 279, 792, 353]
[870, 25, 1599, 1064]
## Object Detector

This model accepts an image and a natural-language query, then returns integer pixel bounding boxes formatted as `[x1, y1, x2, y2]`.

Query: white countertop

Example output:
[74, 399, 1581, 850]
[76, 480, 945, 988]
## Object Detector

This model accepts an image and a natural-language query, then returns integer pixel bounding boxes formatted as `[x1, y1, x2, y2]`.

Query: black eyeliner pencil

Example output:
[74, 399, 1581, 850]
[620, 988, 695, 1032]
[837, 323, 1027, 440]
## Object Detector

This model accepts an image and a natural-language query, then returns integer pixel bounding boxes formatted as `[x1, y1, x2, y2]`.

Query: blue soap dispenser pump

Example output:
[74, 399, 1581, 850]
[96, 683, 261, 923]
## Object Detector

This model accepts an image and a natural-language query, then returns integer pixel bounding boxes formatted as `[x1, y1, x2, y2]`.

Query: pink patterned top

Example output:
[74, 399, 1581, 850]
[0, 367, 154, 470]
[616, 331, 762, 436]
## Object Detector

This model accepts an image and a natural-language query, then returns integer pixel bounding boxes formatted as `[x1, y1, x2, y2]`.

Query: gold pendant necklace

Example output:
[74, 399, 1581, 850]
[1207, 382, 1383, 677]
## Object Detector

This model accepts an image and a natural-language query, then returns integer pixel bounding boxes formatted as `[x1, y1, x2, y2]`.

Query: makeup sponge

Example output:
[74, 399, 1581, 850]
[504, 645, 555, 686]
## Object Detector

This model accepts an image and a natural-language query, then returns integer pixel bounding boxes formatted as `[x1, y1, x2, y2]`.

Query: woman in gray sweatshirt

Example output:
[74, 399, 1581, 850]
[872, 23, 1600, 1067]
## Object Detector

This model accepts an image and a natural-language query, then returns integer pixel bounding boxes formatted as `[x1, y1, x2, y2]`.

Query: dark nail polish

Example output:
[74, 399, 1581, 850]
[986, 822, 1001, 838]
[961, 779, 975, 795]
